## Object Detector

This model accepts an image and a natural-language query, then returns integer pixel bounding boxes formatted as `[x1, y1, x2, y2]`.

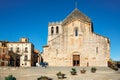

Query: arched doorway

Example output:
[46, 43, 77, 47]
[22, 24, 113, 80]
[8, 51, 20, 67]
[73, 55, 80, 66]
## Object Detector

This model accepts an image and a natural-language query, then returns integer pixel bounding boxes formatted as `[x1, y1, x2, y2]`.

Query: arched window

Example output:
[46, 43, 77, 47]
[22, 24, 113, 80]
[51, 27, 54, 35]
[16, 47, 20, 52]
[24, 55, 28, 61]
[75, 28, 78, 36]
[25, 47, 28, 53]
[10, 47, 13, 51]
[56, 26, 59, 34]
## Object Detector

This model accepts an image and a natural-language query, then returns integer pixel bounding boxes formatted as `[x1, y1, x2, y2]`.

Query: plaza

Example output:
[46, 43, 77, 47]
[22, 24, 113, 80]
[0, 67, 120, 80]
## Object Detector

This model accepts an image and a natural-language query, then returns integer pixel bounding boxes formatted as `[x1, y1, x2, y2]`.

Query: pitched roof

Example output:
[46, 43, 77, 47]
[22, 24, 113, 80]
[62, 8, 91, 25]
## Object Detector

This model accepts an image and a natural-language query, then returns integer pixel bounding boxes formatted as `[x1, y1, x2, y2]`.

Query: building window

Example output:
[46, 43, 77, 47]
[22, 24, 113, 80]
[75, 28, 78, 36]
[25, 39, 27, 42]
[25, 47, 28, 53]
[2, 43, 6, 47]
[10, 47, 13, 51]
[51, 27, 54, 35]
[16, 47, 20, 52]
[24, 55, 28, 61]
[56, 26, 59, 34]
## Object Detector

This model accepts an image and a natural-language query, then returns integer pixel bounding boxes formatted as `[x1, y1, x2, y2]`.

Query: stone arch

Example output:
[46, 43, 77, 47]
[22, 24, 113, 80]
[72, 51, 80, 55]
[51, 27, 54, 35]
[56, 26, 59, 34]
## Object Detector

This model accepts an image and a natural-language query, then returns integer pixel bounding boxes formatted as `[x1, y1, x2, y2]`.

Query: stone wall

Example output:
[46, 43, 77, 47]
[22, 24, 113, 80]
[42, 9, 110, 67]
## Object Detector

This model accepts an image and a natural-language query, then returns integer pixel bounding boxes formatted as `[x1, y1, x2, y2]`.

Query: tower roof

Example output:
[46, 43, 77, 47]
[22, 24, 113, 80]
[62, 8, 91, 25]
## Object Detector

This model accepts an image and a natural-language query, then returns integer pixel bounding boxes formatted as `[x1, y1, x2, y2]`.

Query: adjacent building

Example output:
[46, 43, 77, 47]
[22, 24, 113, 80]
[33, 49, 41, 66]
[42, 8, 110, 67]
[7, 38, 34, 67]
[0, 38, 41, 67]
[0, 41, 10, 66]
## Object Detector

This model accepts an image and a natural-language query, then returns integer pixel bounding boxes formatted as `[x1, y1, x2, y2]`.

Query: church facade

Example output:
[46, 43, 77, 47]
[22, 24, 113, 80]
[42, 8, 110, 67]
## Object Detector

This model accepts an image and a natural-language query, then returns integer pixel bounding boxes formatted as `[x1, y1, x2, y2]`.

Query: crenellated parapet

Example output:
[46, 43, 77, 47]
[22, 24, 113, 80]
[49, 21, 62, 26]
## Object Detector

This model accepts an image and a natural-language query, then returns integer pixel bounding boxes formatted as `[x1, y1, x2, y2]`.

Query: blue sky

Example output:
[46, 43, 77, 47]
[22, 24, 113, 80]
[0, 0, 120, 61]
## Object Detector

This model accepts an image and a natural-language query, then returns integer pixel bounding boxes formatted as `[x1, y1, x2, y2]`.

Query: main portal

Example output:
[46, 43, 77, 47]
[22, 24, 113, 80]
[73, 55, 80, 66]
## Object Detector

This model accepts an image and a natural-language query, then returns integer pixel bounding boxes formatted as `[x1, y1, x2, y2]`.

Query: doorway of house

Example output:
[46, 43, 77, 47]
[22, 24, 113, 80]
[9, 54, 20, 67]
[73, 55, 80, 66]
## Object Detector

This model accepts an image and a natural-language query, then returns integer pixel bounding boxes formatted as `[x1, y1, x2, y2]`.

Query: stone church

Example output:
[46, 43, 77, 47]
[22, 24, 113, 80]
[42, 8, 110, 67]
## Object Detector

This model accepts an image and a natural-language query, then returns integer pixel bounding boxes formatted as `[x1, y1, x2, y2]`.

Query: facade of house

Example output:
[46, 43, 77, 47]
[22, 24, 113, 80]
[33, 49, 41, 66]
[42, 8, 110, 67]
[0, 41, 10, 66]
[7, 38, 34, 67]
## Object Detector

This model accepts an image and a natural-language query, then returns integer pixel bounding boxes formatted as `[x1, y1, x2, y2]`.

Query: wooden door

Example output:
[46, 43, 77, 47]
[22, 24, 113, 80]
[73, 55, 80, 66]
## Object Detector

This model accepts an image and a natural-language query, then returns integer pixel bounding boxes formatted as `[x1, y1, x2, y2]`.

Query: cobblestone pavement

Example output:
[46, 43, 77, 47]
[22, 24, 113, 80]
[0, 67, 120, 80]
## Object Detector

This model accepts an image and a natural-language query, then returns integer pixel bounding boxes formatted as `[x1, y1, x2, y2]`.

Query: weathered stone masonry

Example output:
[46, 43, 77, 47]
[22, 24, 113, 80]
[42, 8, 110, 67]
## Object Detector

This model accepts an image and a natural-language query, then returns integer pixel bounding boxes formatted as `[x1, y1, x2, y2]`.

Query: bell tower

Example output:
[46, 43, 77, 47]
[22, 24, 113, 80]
[47, 21, 62, 45]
